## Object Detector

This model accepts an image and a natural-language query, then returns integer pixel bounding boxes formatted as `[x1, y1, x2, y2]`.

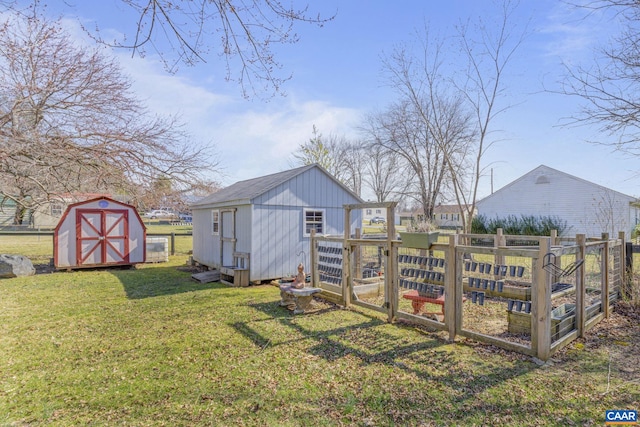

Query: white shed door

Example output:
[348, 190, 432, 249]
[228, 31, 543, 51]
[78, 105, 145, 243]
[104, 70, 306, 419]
[221, 210, 235, 267]
[76, 209, 129, 266]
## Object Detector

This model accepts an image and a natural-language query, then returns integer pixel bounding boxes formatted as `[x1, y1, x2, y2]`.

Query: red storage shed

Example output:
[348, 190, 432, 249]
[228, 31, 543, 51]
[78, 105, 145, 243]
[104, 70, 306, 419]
[54, 197, 146, 269]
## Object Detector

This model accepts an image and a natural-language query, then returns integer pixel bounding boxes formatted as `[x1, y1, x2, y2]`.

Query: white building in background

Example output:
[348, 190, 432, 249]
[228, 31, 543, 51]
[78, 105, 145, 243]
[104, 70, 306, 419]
[476, 165, 639, 238]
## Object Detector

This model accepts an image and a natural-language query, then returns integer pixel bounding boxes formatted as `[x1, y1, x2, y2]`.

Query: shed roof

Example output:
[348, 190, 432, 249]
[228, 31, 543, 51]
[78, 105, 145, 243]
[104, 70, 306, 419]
[192, 163, 362, 207]
[54, 196, 146, 233]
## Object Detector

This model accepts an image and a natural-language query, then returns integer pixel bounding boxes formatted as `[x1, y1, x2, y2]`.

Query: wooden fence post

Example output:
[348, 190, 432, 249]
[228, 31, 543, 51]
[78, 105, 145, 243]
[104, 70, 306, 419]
[354, 228, 362, 280]
[576, 234, 586, 338]
[343, 207, 351, 308]
[602, 233, 610, 318]
[621, 232, 631, 300]
[535, 237, 552, 361]
[386, 204, 397, 323]
[446, 233, 458, 341]
[310, 229, 318, 287]
[495, 228, 505, 270]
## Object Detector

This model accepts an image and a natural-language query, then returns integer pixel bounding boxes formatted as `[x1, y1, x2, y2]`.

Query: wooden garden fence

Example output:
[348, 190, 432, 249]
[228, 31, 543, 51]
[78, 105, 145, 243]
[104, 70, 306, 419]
[310, 202, 626, 361]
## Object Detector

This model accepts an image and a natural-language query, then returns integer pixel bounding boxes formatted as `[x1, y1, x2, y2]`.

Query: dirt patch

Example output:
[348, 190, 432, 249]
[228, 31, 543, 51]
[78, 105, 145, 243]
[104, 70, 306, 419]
[554, 301, 640, 380]
[176, 265, 206, 274]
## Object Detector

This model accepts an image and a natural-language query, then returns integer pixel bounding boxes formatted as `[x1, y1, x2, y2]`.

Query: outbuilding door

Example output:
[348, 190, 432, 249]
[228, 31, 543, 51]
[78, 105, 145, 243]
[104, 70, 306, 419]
[220, 209, 236, 267]
[76, 209, 130, 266]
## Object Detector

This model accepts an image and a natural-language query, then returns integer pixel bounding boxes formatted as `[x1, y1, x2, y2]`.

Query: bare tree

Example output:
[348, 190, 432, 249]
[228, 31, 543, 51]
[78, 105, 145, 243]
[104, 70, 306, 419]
[362, 2, 524, 232]
[448, 0, 527, 232]
[1, 0, 334, 99]
[364, 34, 476, 220]
[290, 125, 364, 196]
[0, 14, 218, 223]
[561, 1, 640, 154]
[362, 101, 446, 220]
[340, 140, 366, 198]
[589, 189, 630, 237]
[361, 141, 412, 203]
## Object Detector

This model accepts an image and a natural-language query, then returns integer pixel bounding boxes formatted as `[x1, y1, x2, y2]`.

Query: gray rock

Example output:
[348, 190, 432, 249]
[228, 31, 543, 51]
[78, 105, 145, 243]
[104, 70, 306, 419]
[0, 254, 36, 278]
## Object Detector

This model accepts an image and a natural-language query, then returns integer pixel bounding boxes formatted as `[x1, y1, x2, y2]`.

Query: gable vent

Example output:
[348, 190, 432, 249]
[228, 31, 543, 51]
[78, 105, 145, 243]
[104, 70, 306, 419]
[535, 175, 550, 184]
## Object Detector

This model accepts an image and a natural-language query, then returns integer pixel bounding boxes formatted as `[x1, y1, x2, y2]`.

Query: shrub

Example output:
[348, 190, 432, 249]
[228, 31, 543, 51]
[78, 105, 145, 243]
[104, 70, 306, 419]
[471, 214, 569, 236]
[406, 219, 437, 232]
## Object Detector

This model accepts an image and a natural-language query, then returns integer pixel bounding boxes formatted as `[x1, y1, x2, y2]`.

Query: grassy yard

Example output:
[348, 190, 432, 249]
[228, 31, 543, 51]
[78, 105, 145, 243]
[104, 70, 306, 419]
[0, 234, 639, 425]
[0, 224, 193, 266]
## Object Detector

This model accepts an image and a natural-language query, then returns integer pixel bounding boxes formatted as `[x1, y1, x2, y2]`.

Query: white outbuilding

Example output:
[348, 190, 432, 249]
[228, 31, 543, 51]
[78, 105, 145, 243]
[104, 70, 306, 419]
[191, 164, 363, 286]
[54, 196, 146, 269]
[476, 165, 640, 238]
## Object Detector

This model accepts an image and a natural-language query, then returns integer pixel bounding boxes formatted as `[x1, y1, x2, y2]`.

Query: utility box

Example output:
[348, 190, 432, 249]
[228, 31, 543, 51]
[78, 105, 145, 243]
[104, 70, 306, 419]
[146, 237, 169, 263]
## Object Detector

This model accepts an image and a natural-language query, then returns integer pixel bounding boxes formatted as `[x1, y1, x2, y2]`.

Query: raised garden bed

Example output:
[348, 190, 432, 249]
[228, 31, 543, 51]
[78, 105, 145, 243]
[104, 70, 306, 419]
[507, 302, 602, 339]
[507, 309, 532, 335]
[550, 303, 575, 340]
[507, 305, 575, 338]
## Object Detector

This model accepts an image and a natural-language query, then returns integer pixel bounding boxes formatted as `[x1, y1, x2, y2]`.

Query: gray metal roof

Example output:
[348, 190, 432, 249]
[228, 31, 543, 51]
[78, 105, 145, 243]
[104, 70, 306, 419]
[192, 164, 323, 207]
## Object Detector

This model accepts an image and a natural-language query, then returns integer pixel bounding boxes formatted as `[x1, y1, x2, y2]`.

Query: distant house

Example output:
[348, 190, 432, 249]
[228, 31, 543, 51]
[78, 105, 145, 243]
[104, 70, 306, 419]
[191, 164, 363, 285]
[363, 206, 387, 224]
[0, 196, 73, 228]
[398, 204, 474, 229]
[34, 193, 129, 229]
[476, 165, 640, 238]
[433, 204, 474, 229]
[0, 197, 32, 227]
[0, 193, 132, 229]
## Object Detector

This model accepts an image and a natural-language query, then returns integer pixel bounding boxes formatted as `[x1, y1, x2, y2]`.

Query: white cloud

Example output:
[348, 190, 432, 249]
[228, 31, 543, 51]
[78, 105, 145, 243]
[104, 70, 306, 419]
[110, 54, 364, 185]
[115, 54, 233, 119]
[210, 98, 362, 184]
[539, 2, 613, 63]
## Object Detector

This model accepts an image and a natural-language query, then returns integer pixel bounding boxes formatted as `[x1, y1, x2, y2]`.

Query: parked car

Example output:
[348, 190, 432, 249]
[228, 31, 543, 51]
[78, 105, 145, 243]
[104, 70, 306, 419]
[143, 209, 175, 219]
[369, 216, 386, 225]
[179, 213, 193, 223]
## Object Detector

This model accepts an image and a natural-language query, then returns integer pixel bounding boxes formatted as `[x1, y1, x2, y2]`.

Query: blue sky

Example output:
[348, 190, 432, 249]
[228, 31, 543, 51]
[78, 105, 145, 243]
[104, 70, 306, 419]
[15, 0, 640, 199]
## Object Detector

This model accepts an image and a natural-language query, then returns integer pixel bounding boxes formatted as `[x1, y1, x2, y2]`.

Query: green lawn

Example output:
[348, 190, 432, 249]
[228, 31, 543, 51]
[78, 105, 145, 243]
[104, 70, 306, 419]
[0, 224, 192, 266]
[0, 234, 638, 425]
[1, 254, 638, 426]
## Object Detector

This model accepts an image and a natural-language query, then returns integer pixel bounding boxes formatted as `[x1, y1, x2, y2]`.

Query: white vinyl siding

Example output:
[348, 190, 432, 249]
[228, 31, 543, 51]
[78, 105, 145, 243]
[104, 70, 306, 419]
[476, 165, 637, 238]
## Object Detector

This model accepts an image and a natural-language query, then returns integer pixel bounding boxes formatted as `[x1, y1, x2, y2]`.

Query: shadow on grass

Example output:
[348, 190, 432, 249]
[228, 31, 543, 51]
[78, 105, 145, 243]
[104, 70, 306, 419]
[240, 300, 536, 415]
[246, 301, 450, 365]
[109, 265, 224, 299]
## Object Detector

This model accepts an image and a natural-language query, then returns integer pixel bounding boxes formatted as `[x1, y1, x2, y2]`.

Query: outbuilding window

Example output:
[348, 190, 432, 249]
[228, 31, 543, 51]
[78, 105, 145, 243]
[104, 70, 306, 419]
[304, 209, 324, 236]
[211, 210, 219, 235]
[51, 203, 63, 217]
